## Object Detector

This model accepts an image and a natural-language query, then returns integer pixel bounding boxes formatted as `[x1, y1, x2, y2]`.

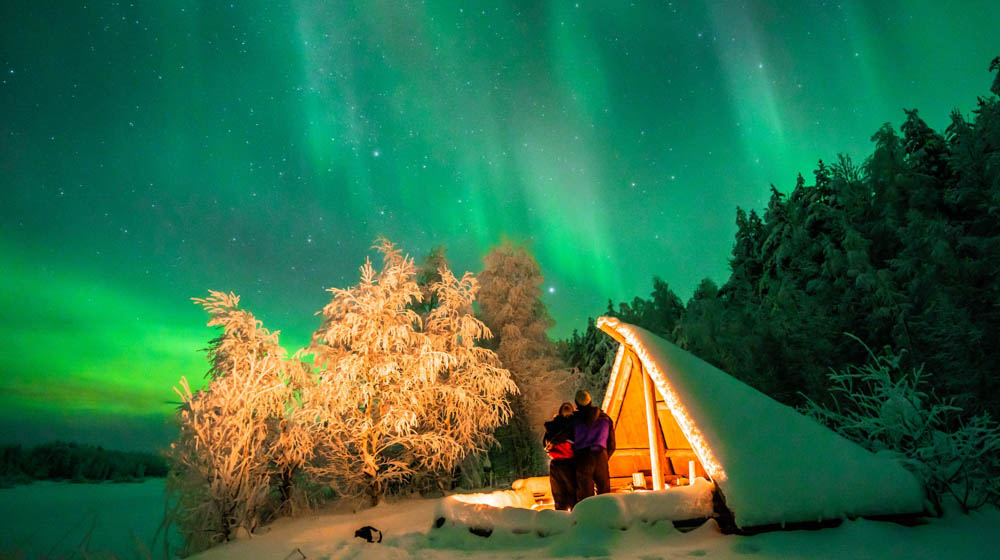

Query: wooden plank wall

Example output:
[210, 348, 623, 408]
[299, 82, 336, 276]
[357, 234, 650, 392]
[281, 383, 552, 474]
[606, 350, 708, 488]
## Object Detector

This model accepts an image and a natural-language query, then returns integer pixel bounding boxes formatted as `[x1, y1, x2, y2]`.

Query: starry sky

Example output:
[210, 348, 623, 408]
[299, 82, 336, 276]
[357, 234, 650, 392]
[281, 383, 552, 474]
[1, 1, 997, 451]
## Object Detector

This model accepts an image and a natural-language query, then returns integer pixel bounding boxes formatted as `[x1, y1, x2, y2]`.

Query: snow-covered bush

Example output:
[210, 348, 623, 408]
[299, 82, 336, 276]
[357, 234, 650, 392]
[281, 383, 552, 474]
[168, 292, 308, 554]
[802, 336, 1000, 513]
[299, 239, 517, 505]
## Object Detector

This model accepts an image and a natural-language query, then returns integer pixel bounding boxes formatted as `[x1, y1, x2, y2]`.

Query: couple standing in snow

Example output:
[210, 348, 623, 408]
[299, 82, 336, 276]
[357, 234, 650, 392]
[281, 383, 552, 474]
[542, 390, 616, 511]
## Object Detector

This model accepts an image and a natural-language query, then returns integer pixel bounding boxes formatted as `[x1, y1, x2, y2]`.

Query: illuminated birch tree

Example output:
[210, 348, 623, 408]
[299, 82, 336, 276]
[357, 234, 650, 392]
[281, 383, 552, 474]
[300, 239, 515, 505]
[419, 266, 518, 485]
[168, 291, 308, 553]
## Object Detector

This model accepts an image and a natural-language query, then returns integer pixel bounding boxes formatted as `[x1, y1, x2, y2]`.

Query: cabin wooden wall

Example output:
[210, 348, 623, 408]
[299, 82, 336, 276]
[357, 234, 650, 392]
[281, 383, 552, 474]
[607, 348, 707, 490]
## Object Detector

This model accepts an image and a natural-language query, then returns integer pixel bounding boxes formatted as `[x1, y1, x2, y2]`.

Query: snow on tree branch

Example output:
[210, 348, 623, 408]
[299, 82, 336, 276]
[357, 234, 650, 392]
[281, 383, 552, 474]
[802, 335, 1000, 513]
[298, 239, 516, 505]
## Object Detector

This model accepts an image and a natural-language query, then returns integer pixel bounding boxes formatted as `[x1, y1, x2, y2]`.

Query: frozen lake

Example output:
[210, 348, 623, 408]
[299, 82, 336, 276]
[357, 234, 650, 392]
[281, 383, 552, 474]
[0, 478, 175, 559]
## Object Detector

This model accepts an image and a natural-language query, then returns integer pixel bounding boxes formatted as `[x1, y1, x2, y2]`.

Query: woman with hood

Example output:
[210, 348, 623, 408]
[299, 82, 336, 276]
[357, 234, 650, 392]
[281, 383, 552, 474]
[543, 402, 577, 510]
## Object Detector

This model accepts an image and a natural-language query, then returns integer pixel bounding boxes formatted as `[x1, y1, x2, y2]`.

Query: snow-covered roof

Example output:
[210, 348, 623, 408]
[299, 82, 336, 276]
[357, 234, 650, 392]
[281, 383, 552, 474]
[597, 317, 926, 528]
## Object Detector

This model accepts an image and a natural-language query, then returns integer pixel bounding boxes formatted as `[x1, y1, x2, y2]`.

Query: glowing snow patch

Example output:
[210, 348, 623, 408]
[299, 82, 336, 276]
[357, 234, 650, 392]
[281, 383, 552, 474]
[435, 478, 715, 537]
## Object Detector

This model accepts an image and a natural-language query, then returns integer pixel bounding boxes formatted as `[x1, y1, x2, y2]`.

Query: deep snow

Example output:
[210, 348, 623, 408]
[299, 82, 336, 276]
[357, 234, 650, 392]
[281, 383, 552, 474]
[192, 494, 999, 560]
[435, 477, 715, 538]
[1, 480, 996, 559]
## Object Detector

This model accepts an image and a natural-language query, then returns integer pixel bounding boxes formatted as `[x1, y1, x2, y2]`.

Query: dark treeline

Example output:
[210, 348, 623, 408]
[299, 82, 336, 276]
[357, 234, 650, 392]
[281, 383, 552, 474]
[564, 59, 1000, 419]
[0, 441, 168, 487]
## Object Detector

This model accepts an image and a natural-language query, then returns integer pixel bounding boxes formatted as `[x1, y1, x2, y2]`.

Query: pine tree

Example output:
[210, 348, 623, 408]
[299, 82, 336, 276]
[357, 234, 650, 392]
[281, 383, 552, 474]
[563, 316, 619, 399]
[478, 241, 577, 476]
[722, 208, 764, 305]
[991, 56, 1000, 96]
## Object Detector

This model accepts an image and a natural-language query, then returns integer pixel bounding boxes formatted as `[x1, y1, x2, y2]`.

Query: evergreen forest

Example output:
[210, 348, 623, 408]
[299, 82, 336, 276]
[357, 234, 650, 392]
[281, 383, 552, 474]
[0, 442, 168, 487]
[564, 59, 1000, 422]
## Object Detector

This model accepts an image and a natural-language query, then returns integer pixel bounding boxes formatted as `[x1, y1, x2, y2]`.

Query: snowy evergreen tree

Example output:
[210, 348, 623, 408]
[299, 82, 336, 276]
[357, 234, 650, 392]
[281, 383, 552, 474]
[722, 208, 764, 305]
[569, 56, 1000, 427]
[478, 241, 577, 477]
[563, 315, 619, 399]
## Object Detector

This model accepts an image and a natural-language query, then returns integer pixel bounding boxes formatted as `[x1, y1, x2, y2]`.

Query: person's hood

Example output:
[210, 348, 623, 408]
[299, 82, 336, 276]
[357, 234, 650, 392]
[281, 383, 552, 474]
[545, 414, 574, 432]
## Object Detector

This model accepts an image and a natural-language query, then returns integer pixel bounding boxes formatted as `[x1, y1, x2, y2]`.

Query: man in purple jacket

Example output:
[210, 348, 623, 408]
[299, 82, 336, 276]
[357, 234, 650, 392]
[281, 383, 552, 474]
[572, 390, 615, 502]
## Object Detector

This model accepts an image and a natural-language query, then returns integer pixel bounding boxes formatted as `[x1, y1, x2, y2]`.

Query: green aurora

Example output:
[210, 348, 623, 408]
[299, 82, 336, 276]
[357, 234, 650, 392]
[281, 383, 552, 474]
[1, 1, 997, 450]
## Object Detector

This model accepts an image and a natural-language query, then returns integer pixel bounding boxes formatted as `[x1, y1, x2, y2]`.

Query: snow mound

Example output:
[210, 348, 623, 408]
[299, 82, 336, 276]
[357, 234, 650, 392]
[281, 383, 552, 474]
[434, 477, 714, 538]
[573, 478, 716, 530]
[435, 484, 572, 537]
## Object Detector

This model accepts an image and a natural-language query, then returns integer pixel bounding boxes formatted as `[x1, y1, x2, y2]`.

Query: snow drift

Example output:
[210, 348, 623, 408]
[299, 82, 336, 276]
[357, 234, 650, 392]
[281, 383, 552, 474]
[434, 477, 715, 537]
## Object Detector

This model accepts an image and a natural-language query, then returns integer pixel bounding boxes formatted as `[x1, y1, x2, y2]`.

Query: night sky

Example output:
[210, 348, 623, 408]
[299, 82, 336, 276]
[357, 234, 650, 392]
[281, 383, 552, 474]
[2, 1, 997, 450]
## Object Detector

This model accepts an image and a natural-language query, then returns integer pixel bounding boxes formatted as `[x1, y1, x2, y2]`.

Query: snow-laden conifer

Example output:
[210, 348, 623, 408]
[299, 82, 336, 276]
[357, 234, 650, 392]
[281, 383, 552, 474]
[478, 242, 577, 436]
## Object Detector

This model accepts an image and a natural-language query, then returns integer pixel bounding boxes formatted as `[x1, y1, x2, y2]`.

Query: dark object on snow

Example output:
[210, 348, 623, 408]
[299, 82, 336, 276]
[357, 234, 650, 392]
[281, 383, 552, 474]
[282, 548, 306, 560]
[354, 525, 382, 543]
[468, 526, 493, 538]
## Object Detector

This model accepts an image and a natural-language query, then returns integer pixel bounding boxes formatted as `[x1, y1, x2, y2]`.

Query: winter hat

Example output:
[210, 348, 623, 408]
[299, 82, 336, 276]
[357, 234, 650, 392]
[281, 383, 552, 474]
[575, 390, 592, 407]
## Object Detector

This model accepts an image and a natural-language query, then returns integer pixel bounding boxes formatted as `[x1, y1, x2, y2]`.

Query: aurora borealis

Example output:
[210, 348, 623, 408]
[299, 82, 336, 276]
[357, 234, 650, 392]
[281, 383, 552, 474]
[1, 1, 998, 450]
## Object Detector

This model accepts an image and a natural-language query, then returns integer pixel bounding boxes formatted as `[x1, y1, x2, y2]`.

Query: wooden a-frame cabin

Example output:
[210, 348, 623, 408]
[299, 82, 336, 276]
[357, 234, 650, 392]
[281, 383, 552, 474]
[596, 317, 925, 529]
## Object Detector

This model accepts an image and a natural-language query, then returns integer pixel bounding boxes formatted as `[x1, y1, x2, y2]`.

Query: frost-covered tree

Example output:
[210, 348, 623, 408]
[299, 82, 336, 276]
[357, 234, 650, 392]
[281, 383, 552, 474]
[299, 239, 514, 505]
[478, 241, 577, 477]
[803, 337, 1000, 513]
[478, 245, 576, 413]
[168, 292, 308, 554]
[419, 265, 519, 488]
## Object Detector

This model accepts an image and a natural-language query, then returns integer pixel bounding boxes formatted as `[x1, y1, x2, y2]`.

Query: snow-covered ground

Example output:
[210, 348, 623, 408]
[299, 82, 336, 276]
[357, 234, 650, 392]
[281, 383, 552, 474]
[194, 495, 1000, 560]
[0, 479, 174, 559]
[2, 480, 996, 559]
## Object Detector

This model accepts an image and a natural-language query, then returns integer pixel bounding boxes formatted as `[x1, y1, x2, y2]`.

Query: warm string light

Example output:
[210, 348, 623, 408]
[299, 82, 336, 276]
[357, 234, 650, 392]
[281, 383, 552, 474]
[597, 317, 727, 484]
[601, 343, 627, 411]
